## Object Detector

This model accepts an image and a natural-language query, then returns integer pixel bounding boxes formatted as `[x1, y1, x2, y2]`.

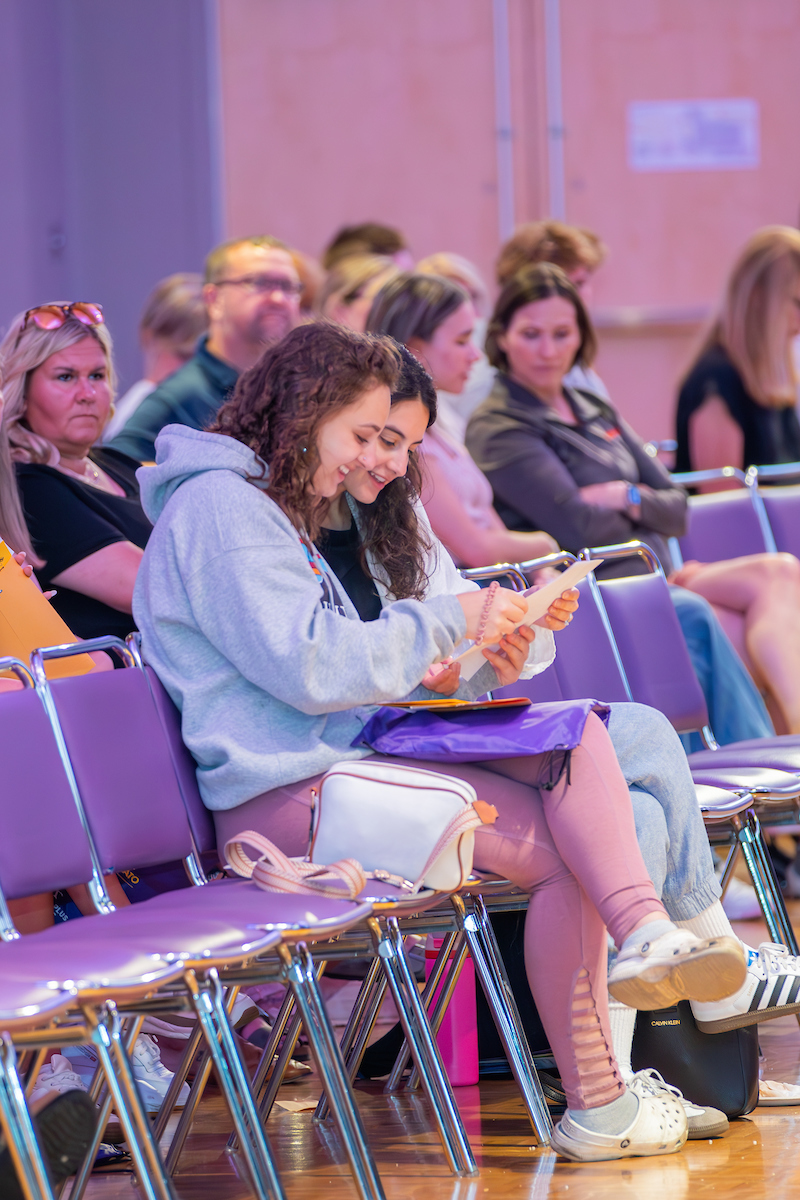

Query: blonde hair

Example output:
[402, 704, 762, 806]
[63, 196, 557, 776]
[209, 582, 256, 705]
[140, 273, 207, 358]
[705, 226, 800, 408]
[316, 255, 399, 318]
[416, 253, 489, 317]
[0, 314, 118, 565]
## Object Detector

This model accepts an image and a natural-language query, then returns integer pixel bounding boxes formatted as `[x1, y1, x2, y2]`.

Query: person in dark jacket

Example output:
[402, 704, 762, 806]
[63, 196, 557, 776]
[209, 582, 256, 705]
[108, 235, 302, 462]
[465, 264, 800, 745]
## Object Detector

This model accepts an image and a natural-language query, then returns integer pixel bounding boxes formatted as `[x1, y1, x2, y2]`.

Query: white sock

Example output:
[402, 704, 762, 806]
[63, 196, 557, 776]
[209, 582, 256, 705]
[607, 999, 636, 1081]
[567, 1089, 638, 1134]
[675, 900, 735, 941]
[619, 919, 674, 956]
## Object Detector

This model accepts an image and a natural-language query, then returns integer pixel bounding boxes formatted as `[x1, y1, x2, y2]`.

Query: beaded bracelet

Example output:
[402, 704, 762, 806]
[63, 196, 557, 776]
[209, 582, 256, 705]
[475, 580, 499, 645]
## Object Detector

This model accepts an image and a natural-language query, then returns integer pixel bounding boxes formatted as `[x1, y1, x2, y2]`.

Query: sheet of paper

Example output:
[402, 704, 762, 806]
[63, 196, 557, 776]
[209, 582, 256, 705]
[454, 558, 603, 681]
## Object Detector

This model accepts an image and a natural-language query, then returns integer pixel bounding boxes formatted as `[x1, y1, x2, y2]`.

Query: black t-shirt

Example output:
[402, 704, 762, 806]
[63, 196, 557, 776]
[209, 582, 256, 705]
[16, 446, 152, 640]
[676, 342, 800, 471]
[315, 521, 382, 622]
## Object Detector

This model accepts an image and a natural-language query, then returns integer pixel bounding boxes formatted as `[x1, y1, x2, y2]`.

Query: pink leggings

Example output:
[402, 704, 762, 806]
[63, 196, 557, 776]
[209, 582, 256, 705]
[213, 713, 665, 1109]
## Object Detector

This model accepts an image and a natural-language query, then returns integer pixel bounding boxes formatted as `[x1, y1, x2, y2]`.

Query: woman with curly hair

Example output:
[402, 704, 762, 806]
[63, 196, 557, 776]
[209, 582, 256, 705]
[134, 320, 745, 1163]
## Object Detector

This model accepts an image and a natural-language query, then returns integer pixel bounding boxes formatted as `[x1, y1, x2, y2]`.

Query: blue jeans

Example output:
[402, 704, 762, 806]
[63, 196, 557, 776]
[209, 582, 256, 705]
[669, 585, 774, 751]
[606, 702, 720, 920]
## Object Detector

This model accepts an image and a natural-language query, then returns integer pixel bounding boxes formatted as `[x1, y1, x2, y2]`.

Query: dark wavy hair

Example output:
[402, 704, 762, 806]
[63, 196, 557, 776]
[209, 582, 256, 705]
[355, 345, 436, 600]
[210, 322, 400, 540]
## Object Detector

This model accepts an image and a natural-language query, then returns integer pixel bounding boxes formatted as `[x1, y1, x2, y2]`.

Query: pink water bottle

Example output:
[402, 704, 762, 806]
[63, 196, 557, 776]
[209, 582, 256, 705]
[424, 936, 479, 1086]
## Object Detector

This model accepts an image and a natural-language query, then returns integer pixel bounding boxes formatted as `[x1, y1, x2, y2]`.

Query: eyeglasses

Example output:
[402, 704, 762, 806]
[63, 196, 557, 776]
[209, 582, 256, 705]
[15, 303, 104, 347]
[214, 275, 303, 297]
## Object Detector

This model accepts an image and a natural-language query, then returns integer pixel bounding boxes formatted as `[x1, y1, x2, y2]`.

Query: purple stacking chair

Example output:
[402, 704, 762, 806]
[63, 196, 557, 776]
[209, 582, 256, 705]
[0, 659, 205, 1200]
[130, 636, 554, 1155]
[33, 637, 487, 1187]
[670, 467, 776, 564]
[575, 543, 800, 951]
[757, 474, 800, 560]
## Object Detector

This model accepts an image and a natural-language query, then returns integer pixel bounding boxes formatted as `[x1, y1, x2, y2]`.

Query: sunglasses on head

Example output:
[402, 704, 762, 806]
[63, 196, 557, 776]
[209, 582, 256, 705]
[15, 302, 104, 348]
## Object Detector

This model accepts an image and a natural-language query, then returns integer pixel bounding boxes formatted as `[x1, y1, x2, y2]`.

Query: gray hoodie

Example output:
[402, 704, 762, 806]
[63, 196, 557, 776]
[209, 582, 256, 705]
[133, 425, 504, 811]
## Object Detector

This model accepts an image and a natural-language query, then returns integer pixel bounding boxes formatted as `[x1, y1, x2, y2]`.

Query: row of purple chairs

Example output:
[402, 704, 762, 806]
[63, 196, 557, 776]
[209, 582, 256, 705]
[0, 639, 472, 1200]
[670, 462, 800, 565]
[0, 633, 565, 1198]
[476, 546, 800, 954]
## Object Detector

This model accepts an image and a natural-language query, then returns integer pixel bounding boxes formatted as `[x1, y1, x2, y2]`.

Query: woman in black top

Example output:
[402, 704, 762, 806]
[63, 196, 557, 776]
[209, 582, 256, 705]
[676, 226, 800, 477]
[0, 304, 151, 639]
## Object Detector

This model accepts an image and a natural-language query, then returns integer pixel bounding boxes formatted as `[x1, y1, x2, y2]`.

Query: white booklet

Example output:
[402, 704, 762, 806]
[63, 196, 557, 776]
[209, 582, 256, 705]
[454, 558, 603, 681]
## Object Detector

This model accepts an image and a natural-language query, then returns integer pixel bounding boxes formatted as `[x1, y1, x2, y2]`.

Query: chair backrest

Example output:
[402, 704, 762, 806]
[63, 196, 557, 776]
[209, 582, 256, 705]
[679, 489, 772, 563]
[595, 572, 710, 733]
[759, 484, 800, 559]
[494, 578, 631, 704]
[0, 684, 96, 900]
[46, 663, 195, 874]
[144, 667, 217, 854]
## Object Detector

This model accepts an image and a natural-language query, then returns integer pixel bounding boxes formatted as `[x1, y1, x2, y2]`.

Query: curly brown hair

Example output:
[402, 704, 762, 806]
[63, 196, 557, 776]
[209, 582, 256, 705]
[210, 322, 400, 539]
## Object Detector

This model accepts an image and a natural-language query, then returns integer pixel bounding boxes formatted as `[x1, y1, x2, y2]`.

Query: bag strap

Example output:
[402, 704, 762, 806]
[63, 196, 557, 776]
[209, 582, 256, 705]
[224, 830, 366, 899]
[411, 801, 498, 892]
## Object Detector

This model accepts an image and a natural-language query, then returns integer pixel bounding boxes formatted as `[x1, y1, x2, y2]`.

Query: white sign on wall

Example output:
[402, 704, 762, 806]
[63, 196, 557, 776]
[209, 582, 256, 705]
[628, 99, 760, 172]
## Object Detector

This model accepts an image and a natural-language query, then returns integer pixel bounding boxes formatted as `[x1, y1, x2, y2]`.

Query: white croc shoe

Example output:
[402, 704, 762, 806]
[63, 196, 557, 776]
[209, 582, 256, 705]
[608, 929, 746, 1010]
[550, 1089, 687, 1162]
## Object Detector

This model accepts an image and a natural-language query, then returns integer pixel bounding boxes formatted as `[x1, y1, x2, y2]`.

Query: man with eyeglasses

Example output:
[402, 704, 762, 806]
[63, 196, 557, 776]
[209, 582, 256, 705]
[109, 235, 302, 462]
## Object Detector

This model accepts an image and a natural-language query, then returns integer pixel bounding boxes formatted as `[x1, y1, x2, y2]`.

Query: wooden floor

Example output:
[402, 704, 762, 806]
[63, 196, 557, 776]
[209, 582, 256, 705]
[78, 905, 800, 1200]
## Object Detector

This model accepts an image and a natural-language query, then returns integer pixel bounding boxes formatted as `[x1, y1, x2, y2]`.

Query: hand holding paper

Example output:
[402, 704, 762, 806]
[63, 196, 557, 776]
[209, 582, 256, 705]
[454, 558, 603, 681]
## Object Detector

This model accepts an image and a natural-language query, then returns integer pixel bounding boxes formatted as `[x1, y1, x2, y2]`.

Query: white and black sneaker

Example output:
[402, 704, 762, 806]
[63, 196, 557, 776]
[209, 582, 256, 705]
[692, 942, 800, 1033]
[626, 1069, 729, 1139]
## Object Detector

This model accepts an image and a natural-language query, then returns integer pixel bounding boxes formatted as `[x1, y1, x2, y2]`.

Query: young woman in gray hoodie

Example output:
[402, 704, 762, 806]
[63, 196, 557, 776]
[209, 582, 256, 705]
[133, 322, 744, 1162]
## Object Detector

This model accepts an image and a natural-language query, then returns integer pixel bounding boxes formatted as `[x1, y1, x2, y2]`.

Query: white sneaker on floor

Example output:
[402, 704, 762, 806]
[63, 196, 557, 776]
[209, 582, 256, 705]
[626, 1068, 729, 1139]
[131, 1034, 191, 1112]
[608, 929, 746, 1010]
[30, 1054, 90, 1104]
[31, 1053, 126, 1144]
[550, 1089, 687, 1162]
[692, 942, 800, 1033]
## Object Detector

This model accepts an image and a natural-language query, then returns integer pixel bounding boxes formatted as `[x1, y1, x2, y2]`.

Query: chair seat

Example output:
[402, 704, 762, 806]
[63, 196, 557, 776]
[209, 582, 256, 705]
[695, 784, 754, 820]
[0, 981, 77, 1027]
[690, 765, 800, 796]
[109, 876, 375, 946]
[0, 932, 184, 992]
[689, 744, 800, 773]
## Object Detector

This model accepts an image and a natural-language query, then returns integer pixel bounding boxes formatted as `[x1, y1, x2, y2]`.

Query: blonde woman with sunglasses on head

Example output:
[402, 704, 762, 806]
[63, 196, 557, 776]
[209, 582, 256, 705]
[0, 303, 152, 639]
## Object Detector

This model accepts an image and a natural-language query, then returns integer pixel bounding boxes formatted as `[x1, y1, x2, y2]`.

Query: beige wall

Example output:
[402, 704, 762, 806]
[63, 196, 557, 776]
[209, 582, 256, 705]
[217, 0, 800, 440]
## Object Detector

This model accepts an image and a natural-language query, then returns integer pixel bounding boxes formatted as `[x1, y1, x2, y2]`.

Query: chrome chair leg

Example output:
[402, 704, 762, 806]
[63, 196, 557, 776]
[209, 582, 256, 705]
[371, 917, 477, 1178]
[152, 1018, 204, 1144]
[0, 1034, 57, 1200]
[459, 895, 552, 1144]
[386, 931, 459, 1092]
[281, 942, 386, 1200]
[406, 933, 470, 1093]
[164, 1046, 214, 1175]
[185, 970, 285, 1200]
[737, 811, 799, 952]
[316, 957, 387, 1121]
[68, 1016, 145, 1200]
[85, 1002, 178, 1200]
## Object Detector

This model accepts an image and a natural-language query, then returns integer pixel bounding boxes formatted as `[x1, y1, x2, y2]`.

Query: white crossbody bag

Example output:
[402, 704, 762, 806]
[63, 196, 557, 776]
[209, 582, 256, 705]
[310, 759, 497, 893]
[225, 759, 498, 898]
